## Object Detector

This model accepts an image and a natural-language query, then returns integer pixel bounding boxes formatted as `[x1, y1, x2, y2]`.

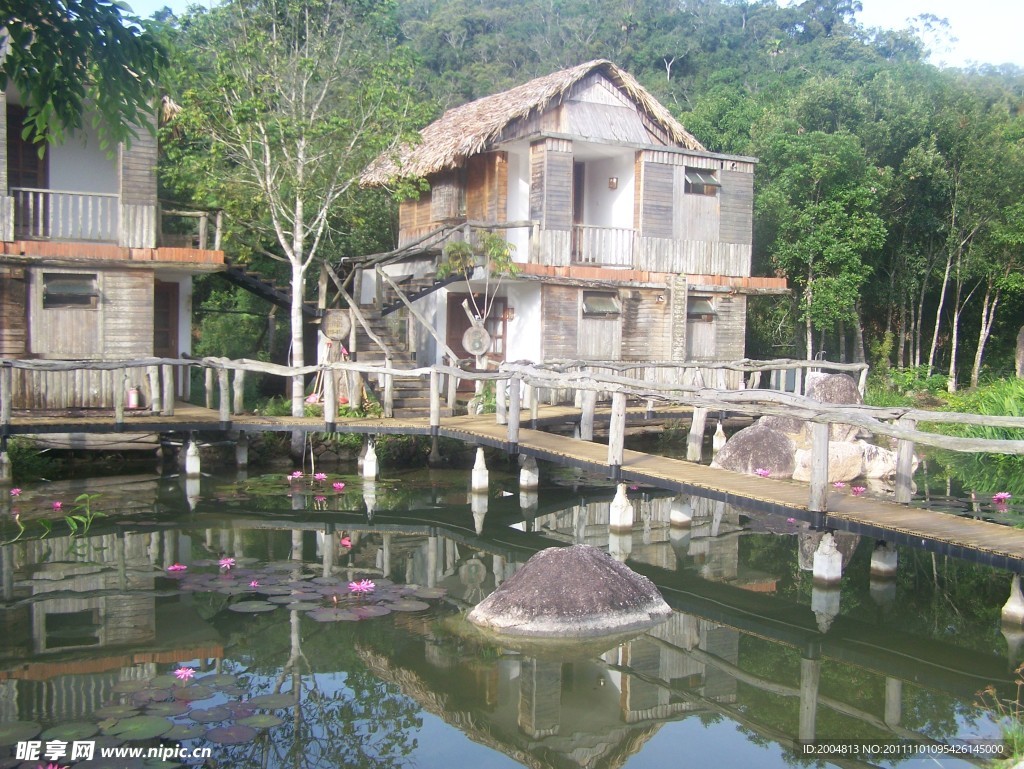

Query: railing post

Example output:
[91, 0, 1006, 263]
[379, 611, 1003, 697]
[114, 367, 126, 429]
[323, 365, 336, 431]
[895, 417, 916, 505]
[794, 366, 804, 395]
[858, 366, 869, 397]
[383, 360, 394, 419]
[607, 391, 627, 481]
[446, 357, 458, 410]
[429, 368, 441, 436]
[147, 365, 160, 415]
[1, 362, 12, 435]
[507, 375, 521, 453]
[161, 364, 175, 416]
[580, 389, 597, 441]
[496, 375, 507, 425]
[687, 407, 707, 462]
[233, 369, 245, 415]
[205, 368, 214, 411]
[218, 368, 231, 427]
[809, 421, 830, 513]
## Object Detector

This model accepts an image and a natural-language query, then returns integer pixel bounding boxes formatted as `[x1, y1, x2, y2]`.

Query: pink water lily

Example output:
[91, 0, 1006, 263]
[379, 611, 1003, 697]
[332, 482, 345, 491]
[167, 563, 188, 572]
[754, 468, 771, 478]
[51, 501, 62, 511]
[349, 578, 375, 594]
[174, 667, 195, 682]
[994, 492, 1013, 503]
[832, 481, 846, 488]
[314, 472, 328, 482]
[314, 495, 327, 503]
[219, 556, 236, 570]
[340, 536, 352, 548]
[289, 471, 303, 480]
[9, 488, 20, 497]
[851, 486, 866, 496]
[787, 517, 796, 523]
[249, 580, 260, 588]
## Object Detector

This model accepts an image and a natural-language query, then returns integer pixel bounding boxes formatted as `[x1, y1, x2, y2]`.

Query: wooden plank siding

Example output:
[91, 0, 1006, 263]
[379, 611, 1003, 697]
[719, 169, 753, 245]
[541, 285, 578, 360]
[430, 172, 460, 221]
[465, 152, 508, 224]
[621, 288, 671, 360]
[119, 120, 157, 248]
[639, 162, 674, 239]
[0, 265, 26, 356]
[398, 193, 433, 248]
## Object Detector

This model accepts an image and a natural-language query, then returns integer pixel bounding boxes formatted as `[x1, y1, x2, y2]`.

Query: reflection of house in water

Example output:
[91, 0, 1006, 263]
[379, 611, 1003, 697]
[0, 529, 223, 724]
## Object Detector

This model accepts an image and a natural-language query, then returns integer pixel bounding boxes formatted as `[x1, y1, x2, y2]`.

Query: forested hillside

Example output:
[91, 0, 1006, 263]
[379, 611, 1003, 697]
[160, 0, 1024, 390]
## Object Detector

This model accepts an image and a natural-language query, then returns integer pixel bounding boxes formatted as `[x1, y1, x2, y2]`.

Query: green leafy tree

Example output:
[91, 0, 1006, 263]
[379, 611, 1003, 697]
[0, 0, 165, 148]
[165, 0, 430, 419]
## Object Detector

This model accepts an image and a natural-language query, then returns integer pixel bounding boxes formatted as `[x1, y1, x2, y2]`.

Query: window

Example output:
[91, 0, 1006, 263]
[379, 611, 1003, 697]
[684, 167, 721, 197]
[582, 291, 621, 317]
[43, 273, 98, 309]
[687, 297, 716, 322]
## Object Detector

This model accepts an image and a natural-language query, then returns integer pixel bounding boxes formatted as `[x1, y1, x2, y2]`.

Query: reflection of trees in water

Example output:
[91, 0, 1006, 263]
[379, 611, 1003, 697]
[930, 449, 1024, 500]
[206, 606, 422, 769]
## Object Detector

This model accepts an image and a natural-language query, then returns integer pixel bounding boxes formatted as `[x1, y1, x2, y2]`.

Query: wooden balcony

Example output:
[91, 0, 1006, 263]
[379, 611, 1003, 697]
[11, 187, 119, 243]
[571, 225, 636, 268]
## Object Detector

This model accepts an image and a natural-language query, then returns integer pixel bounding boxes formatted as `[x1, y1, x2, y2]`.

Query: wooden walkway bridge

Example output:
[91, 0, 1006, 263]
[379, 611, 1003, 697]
[5, 355, 1024, 574]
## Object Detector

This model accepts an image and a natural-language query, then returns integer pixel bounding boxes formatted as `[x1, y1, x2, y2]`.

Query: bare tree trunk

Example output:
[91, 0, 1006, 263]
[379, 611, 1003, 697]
[853, 301, 866, 364]
[838, 318, 846, 363]
[1016, 326, 1024, 377]
[896, 297, 906, 368]
[805, 272, 814, 360]
[947, 303, 960, 393]
[927, 249, 953, 377]
[970, 281, 999, 388]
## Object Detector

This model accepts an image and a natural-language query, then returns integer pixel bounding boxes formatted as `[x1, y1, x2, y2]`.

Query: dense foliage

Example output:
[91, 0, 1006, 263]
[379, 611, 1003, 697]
[147, 0, 1024, 391]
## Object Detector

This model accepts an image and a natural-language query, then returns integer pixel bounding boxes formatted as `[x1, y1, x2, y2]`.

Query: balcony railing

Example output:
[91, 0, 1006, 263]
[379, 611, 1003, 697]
[571, 225, 636, 267]
[11, 187, 119, 242]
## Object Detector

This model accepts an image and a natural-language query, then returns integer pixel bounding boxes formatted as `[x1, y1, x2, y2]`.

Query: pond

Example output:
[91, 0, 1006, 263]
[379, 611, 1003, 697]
[0, 458, 1017, 769]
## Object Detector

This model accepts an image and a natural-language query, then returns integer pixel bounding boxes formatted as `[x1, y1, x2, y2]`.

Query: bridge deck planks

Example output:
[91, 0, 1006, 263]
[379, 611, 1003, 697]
[9, 403, 1024, 569]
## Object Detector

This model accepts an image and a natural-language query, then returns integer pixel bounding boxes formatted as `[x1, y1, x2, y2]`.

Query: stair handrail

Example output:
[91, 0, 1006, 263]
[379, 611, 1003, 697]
[323, 263, 392, 359]
[377, 266, 460, 409]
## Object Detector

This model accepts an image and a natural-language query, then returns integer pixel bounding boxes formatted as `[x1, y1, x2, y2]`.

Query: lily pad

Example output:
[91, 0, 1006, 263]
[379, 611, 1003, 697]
[172, 685, 215, 701]
[306, 608, 359, 622]
[206, 725, 259, 745]
[105, 715, 173, 740]
[237, 714, 284, 729]
[41, 722, 97, 741]
[164, 724, 208, 740]
[285, 602, 322, 612]
[111, 680, 148, 694]
[198, 673, 239, 687]
[131, 688, 173, 705]
[145, 701, 190, 716]
[93, 704, 140, 719]
[148, 674, 181, 689]
[353, 604, 391, 618]
[388, 599, 431, 612]
[188, 706, 232, 723]
[412, 587, 447, 599]
[246, 693, 297, 709]
[228, 600, 276, 613]
[219, 685, 247, 697]
[0, 721, 41, 744]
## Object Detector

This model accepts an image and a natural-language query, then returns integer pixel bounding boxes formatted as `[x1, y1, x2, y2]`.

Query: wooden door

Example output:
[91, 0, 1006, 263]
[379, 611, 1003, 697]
[153, 281, 179, 358]
[571, 161, 585, 260]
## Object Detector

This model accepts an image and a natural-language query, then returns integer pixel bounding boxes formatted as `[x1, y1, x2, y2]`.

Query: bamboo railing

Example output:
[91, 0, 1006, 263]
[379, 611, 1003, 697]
[4, 355, 1023, 515]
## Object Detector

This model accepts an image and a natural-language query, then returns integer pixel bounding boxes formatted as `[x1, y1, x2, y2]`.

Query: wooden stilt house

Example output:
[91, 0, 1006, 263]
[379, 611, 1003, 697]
[0, 90, 224, 413]
[358, 60, 786, 383]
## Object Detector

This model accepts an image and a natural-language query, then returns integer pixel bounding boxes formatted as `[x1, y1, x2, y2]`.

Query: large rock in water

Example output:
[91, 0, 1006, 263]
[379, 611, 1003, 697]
[710, 422, 796, 479]
[805, 372, 863, 442]
[467, 545, 670, 637]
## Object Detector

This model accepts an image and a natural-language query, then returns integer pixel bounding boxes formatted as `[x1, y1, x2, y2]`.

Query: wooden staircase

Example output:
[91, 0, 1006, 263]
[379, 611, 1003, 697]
[219, 257, 320, 317]
[378, 272, 464, 317]
[352, 308, 449, 419]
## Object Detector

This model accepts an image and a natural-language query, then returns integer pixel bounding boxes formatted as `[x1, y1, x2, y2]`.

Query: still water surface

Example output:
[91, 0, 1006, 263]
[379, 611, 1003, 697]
[0, 461, 1017, 769]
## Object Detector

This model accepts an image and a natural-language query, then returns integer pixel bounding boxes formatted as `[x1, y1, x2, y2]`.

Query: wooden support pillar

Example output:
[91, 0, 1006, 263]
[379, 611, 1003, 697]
[323, 366, 336, 430]
[235, 432, 249, 469]
[363, 438, 379, 480]
[1003, 574, 1024, 625]
[607, 391, 626, 480]
[429, 369, 441, 433]
[686, 407, 707, 462]
[809, 421, 829, 512]
[870, 541, 898, 579]
[0, 447, 10, 484]
[114, 367, 126, 429]
[233, 370, 245, 415]
[218, 368, 231, 427]
[496, 376, 507, 425]
[580, 389, 597, 442]
[895, 416, 916, 505]
[507, 376, 521, 454]
[812, 532, 842, 584]
[383, 361, 394, 418]
[147, 366, 160, 414]
[1, 363, 11, 434]
[520, 454, 539, 491]
[161, 364, 175, 416]
[609, 483, 634, 532]
[446, 358, 458, 410]
[205, 367, 214, 410]
[185, 434, 201, 478]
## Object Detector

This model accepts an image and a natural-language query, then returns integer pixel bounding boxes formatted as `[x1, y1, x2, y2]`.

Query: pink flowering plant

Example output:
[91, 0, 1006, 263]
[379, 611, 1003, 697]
[349, 578, 375, 594]
[754, 468, 771, 478]
[851, 486, 866, 496]
[174, 666, 196, 682]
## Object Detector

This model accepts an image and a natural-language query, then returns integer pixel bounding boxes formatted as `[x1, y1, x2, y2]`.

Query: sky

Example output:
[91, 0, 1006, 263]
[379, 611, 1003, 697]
[126, 0, 1024, 70]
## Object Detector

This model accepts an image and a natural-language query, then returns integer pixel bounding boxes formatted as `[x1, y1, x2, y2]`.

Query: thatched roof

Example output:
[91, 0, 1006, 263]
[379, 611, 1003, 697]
[362, 60, 705, 186]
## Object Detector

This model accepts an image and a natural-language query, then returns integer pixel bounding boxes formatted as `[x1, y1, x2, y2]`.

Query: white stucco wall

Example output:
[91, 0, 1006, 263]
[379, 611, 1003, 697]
[504, 283, 542, 363]
[583, 155, 634, 228]
[506, 148, 531, 261]
[48, 119, 119, 195]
